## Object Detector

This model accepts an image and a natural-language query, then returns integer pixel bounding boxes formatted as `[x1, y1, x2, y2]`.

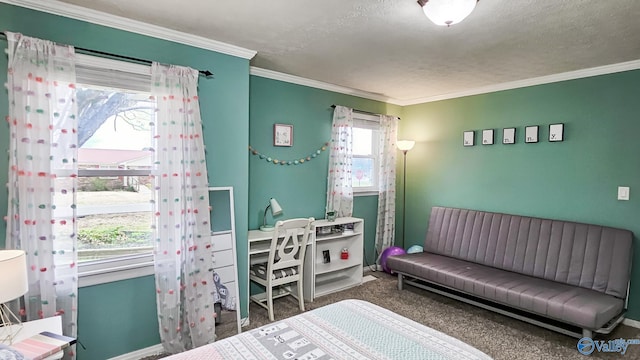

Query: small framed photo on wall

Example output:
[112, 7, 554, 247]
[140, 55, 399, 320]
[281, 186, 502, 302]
[502, 128, 516, 144]
[549, 123, 564, 142]
[463, 131, 475, 147]
[482, 129, 494, 145]
[525, 126, 539, 143]
[273, 123, 293, 147]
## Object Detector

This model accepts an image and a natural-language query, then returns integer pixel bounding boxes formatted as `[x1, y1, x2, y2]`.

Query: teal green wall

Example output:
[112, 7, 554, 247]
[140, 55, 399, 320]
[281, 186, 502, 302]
[352, 195, 380, 266]
[4, 4, 640, 357]
[0, 4, 250, 359]
[400, 70, 640, 320]
[248, 76, 401, 267]
[78, 276, 158, 359]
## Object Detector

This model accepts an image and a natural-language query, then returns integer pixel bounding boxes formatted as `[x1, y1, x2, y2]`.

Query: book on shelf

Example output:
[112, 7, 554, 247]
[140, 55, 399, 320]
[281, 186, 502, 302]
[9, 331, 76, 360]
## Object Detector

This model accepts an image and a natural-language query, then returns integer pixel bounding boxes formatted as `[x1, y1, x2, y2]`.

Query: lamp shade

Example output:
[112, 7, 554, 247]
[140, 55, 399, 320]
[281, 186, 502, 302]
[0, 250, 28, 304]
[269, 198, 283, 216]
[397, 140, 416, 152]
[421, 0, 477, 26]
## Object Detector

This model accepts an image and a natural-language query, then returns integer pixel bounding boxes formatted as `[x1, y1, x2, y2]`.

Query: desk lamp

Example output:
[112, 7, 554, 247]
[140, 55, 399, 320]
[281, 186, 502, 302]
[0, 250, 28, 344]
[260, 198, 283, 232]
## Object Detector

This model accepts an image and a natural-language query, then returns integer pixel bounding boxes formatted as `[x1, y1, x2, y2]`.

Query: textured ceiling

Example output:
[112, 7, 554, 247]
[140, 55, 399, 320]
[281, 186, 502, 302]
[53, 0, 640, 104]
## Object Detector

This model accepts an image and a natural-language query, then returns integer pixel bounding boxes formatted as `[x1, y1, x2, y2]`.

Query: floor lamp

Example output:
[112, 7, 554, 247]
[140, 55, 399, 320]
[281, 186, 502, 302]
[397, 140, 415, 249]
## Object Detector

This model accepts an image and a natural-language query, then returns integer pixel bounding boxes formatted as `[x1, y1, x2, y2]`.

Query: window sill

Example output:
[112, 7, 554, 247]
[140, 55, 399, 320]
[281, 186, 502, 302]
[78, 253, 154, 287]
[354, 190, 379, 197]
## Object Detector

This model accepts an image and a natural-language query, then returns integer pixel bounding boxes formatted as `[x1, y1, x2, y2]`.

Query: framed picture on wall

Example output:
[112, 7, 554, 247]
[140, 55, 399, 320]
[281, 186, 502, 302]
[549, 123, 564, 142]
[274, 123, 293, 147]
[463, 131, 475, 147]
[525, 126, 539, 143]
[482, 129, 494, 145]
[503, 128, 516, 144]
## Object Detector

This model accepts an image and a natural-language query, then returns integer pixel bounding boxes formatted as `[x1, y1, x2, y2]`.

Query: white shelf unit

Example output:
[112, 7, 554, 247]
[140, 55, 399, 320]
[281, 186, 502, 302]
[307, 217, 363, 300]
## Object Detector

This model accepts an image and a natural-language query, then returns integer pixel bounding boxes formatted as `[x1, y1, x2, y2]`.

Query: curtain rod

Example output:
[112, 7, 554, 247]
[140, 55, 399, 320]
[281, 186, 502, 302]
[331, 104, 400, 120]
[0, 32, 214, 78]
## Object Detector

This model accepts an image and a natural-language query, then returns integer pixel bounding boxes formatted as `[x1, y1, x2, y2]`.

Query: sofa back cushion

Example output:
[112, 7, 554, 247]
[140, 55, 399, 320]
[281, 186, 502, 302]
[425, 207, 633, 299]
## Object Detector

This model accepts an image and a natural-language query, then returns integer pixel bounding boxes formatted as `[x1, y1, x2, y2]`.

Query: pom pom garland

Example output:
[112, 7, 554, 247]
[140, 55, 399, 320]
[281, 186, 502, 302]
[248, 142, 329, 166]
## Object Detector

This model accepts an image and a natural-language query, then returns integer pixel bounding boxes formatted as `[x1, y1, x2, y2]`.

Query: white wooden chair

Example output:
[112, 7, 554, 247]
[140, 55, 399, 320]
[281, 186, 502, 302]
[249, 217, 314, 321]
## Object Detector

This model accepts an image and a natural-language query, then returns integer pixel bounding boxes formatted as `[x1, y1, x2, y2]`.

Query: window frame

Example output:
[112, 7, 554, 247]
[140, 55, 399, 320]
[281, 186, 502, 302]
[75, 55, 155, 287]
[352, 113, 380, 196]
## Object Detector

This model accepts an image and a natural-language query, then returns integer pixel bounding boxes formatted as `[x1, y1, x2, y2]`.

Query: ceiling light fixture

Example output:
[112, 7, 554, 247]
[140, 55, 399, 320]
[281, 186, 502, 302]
[417, 0, 478, 27]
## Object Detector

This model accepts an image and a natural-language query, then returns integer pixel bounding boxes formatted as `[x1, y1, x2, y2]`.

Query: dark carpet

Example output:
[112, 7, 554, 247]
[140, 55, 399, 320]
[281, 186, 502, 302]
[142, 271, 640, 359]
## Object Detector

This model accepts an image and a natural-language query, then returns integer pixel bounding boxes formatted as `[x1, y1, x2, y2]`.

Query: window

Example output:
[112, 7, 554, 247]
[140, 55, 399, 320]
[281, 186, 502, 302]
[77, 89, 153, 262]
[352, 114, 380, 194]
[75, 55, 155, 286]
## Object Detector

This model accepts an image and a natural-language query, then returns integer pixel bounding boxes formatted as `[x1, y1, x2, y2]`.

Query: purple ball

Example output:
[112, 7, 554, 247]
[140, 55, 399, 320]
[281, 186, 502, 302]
[380, 246, 407, 273]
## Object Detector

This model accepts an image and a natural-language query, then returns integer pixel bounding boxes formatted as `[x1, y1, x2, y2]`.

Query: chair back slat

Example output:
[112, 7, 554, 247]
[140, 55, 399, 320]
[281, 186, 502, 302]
[250, 217, 315, 321]
[267, 218, 313, 275]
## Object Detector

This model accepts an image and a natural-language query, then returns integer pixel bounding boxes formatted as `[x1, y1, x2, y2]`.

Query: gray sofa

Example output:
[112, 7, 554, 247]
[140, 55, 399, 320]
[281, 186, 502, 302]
[387, 206, 633, 338]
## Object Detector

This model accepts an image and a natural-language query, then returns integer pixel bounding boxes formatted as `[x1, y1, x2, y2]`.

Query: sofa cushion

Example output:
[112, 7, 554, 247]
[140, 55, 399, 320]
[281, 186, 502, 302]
[424, 207, 633, 298]
[388, 252, 624, 329]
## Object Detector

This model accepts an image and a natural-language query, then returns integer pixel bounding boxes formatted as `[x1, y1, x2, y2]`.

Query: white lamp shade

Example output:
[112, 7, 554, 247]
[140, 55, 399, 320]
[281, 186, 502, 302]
[397, 140, 416, 152]
[269, 198, 283, 216]
[0, 250, 28, 304]
[422, 0, 477, 26]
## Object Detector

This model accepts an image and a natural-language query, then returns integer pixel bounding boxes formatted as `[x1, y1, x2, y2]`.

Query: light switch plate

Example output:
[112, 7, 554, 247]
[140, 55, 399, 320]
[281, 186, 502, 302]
[618, 186, 630, 201]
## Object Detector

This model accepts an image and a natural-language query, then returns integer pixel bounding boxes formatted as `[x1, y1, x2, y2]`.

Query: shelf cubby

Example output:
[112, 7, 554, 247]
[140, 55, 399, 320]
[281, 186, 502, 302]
[308, 217, 363, 300]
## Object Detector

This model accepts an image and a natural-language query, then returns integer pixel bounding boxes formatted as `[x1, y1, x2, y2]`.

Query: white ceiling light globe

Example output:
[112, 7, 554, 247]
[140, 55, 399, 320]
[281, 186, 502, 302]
[422, 0, 477, 26]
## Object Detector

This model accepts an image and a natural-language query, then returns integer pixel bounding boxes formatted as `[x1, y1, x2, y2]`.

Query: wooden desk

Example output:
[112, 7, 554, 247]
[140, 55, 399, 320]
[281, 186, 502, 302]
[248, 217, 364, 303]
[248, 229, 314, 301]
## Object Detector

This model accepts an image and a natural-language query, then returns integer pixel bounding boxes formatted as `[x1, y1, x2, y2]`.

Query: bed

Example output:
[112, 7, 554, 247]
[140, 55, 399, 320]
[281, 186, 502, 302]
[165, 299, 492, 360]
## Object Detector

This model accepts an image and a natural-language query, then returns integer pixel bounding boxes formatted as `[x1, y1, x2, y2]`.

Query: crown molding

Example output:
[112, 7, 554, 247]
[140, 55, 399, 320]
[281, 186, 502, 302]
[399, 59, 640, 106]
[250, 67, 401, 105]
[8, 0, 636, 106]
[1, 0, 257, 60]
[252, 59, 640, 107]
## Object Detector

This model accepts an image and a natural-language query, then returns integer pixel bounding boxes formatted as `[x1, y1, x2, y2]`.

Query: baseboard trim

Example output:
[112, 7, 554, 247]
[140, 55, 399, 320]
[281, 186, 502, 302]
[623, 318, 640, 329]
[363, 274, 377, 283]
[108, 344, 164, 360]
[362, 264, 382, 273]
[107, 318, 256, 359]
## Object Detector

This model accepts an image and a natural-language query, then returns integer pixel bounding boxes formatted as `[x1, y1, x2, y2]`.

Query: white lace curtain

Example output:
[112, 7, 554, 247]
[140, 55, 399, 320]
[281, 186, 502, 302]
[374, 115, 398, 256]
[150, 63, 217, 353]
[325, 105, 354, 217]
[5, 32, 78, 358]
[326, 106, 399, 261]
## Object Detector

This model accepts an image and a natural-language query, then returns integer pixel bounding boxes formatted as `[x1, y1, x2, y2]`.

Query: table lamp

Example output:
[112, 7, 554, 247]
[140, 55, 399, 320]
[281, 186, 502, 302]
[260, 198, 283, 232]
[0, 250, 28, 344]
